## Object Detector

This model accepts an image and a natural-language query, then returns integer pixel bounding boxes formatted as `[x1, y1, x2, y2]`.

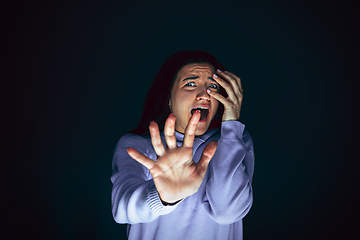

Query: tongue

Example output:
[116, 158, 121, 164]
[191, 109, 209, 120]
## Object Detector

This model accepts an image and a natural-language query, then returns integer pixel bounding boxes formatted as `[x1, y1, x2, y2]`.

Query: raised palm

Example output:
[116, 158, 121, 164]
[127, 112, 217, 204]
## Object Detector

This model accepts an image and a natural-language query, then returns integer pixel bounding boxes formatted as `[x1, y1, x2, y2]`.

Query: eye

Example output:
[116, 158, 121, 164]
[185, 82, 196, 87]
[208, 83, 219, 90]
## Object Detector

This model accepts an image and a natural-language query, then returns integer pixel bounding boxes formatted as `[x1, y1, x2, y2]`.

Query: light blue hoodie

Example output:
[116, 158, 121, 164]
[111, 121, 254, 240]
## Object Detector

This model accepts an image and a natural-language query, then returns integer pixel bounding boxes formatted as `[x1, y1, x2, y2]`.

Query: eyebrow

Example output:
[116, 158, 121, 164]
[182, 76, 216, 82]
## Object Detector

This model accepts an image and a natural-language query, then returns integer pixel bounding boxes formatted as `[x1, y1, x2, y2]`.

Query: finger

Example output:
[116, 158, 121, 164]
[164, 114, 177, 149]
[127, 147, 155, 170]
[149, 121, 166, 156]
[183, 110, 200, 148]
[224, 71, 243, 97]
[216, 70, 242, 100]
[206, 89, 232, 109]
[196, 141, 218, 177]
[213, 73, 238, 101]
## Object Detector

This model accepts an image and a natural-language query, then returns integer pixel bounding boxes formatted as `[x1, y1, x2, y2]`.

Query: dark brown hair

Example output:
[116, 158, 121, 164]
[129, 50, 226, 135]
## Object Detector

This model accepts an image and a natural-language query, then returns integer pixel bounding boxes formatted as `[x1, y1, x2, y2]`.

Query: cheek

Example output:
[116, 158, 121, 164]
[213, 100, 219, 114]
[171, 96, 186, 115]
[173, 92, 190, 108]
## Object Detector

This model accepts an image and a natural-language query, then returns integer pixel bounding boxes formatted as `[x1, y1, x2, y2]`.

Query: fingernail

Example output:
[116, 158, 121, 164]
[213, 73, 218, 78]
[206, 89, 211, 94]
[170, 113, 175, 117]
[224, 70, 229, 73]
[195, 110, 200, 113]
[216, 69, 222, 73]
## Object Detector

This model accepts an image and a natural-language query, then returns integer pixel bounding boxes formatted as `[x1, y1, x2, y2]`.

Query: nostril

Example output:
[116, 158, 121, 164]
[197, 93, 210, 101]
[197, 96, 210, 101]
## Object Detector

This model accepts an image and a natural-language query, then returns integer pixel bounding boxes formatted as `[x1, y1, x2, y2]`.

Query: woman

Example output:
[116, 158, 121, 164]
[111, 51, 255, 240]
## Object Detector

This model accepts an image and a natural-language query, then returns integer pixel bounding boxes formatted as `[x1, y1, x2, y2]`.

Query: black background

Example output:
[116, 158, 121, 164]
[2, 0, 359, 239]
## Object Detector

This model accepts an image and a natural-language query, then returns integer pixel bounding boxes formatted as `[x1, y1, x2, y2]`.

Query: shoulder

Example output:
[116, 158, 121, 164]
[117, 133, 151, 146]
[114, 133, 153, 155]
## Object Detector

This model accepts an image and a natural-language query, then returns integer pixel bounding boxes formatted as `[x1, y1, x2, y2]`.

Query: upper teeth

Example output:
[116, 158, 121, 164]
[194, 107, 208, 109]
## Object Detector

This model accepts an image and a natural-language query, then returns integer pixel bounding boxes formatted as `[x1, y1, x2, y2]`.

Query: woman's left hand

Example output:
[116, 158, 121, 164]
[207, 69, 243, 121]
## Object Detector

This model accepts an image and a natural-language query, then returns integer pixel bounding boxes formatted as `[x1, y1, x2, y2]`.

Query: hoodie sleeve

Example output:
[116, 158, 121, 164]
[111, 134, 180, 224]
[202, 121, 255, 224]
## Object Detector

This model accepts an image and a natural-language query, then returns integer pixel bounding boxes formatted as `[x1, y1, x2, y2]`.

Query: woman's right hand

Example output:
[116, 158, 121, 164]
[127, 111, 218, 204]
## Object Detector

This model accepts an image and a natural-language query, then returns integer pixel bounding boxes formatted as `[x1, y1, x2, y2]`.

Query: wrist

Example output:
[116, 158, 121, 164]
[160, 198, 182, 206]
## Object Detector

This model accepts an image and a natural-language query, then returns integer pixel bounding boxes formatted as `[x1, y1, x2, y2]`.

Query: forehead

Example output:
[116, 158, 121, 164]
[177, 63, 215, 77]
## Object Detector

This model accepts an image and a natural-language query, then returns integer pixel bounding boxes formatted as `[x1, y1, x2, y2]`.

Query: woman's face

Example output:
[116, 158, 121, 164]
[169, 62, 219, 136]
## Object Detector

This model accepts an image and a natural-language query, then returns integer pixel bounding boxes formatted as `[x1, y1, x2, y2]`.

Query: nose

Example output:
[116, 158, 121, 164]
[196, 86, 210, 101]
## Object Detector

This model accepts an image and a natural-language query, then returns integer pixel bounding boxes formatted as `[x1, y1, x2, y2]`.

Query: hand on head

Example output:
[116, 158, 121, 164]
[208, 70, 243, 122]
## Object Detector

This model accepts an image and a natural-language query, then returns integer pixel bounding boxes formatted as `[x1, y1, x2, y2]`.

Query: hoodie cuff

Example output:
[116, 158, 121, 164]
[146, 183, 180, 215]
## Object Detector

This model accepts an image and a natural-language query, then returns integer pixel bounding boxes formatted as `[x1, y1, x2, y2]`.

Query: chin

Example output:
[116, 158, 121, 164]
[195, 124, 209, 136]
[195, 130, 207, 136]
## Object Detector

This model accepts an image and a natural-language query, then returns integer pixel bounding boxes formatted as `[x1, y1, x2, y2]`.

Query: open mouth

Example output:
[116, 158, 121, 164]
[191, 107, 209, 121]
